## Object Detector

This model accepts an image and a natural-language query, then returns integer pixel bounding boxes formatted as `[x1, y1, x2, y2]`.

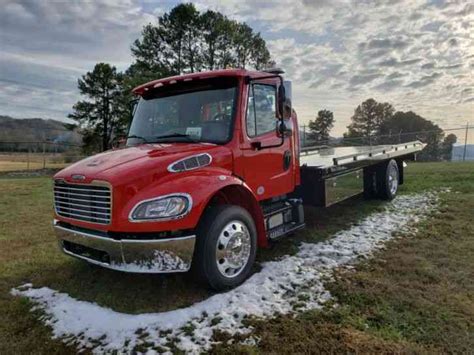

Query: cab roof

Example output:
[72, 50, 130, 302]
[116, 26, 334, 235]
[132, 68, 276, 96]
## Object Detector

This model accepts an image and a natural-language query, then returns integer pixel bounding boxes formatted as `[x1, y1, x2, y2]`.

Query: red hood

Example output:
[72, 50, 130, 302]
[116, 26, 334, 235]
[54, 143, 233, 185]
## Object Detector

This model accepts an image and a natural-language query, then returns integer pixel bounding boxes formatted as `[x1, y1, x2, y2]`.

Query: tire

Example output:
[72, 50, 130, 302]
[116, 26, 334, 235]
[376, 159, 399, 200]
[363, 167, 377, 199]
[193, 205, 257, 291]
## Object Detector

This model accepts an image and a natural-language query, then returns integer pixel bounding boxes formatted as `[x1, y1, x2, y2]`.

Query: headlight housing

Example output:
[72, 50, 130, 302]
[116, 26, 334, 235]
[129, 194, 192, 221]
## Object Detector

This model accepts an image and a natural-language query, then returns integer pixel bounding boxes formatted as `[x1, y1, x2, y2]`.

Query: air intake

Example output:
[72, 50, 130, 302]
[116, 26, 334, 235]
[168, 153, 212, 172]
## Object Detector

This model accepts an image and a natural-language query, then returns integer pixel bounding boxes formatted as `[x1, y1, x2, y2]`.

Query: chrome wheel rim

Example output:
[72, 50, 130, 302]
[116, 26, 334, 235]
[388, 165, 398, 195]
[215, 220, 251, 278]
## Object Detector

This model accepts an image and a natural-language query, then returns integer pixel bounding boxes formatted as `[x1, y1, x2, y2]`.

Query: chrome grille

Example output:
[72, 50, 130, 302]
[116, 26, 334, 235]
[54, 181, 111, 224]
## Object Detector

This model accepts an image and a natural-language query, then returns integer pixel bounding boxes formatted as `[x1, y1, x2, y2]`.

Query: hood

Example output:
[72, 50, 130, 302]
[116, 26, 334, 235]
[54, 143, 233, 185]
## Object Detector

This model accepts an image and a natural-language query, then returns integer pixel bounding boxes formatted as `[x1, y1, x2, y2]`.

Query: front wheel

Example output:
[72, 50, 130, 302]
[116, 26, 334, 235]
[193, 205, 257, 291]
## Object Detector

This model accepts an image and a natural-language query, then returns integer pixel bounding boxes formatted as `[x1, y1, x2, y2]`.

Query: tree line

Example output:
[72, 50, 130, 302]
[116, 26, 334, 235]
[306, 98, 457, 161]
[69, 3, 271, 153]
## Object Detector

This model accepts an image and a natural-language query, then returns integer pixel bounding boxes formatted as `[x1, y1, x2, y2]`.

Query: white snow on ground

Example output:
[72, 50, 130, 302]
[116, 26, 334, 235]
[111, 250, 190, 273]
[11, 191, 443, 353]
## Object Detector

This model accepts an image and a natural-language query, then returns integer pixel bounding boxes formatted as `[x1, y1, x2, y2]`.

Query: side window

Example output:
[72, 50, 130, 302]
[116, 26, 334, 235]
[246, 84, 277, 137]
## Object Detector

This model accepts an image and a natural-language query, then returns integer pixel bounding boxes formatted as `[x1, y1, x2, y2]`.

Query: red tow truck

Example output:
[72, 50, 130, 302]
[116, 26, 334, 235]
[53, 68, 424, 290]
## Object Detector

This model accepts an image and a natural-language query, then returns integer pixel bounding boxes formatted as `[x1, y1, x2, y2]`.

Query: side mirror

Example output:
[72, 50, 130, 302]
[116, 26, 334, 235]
[277, 118, 293, 137]
[277, 84, 286, 118]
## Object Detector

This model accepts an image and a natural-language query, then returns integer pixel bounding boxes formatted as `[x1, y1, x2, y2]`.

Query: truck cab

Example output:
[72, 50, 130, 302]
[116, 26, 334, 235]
[53, 69, 304, 290]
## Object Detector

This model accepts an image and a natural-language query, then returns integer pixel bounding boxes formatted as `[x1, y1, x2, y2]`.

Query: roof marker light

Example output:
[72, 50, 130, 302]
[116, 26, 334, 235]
[169, 80, 177, 84]
[154, 82, 164, 88]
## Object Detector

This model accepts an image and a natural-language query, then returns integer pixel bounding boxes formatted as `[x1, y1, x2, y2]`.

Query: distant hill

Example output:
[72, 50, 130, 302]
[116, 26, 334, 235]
[452, 144, 474, 161]
[0, 115, 81, 144]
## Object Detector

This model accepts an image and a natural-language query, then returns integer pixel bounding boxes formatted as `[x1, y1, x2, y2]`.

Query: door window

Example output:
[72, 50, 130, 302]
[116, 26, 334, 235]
[246, 84, 277, 137]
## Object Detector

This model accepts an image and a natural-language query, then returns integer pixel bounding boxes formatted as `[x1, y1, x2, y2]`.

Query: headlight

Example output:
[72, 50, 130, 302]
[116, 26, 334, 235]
[129, 194, 192, 221]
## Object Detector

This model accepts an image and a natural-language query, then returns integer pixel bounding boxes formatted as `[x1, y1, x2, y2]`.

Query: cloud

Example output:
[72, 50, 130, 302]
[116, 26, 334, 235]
[378, 57, 423, 67]
[0, 0, 472, 134]
[350, 73, 383, 86]
[364, 38, 409, 50]
[374, 79, 405, 92]
[386, 71, 406, 80]
[421, 62, 436, 70]
[406, 72, 443, 88]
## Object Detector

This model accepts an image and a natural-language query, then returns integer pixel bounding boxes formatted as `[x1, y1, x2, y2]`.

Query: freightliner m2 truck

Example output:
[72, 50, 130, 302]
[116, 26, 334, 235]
[53, 68, 424, 290]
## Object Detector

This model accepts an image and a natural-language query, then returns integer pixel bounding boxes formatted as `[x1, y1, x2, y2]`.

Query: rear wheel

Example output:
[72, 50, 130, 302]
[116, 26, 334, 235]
[193, 205, 257, 291]
[376, 159, 399, 200]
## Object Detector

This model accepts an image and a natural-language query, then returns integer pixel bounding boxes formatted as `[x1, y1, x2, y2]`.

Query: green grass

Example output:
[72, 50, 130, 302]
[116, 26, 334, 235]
[1, 162, 473, 353]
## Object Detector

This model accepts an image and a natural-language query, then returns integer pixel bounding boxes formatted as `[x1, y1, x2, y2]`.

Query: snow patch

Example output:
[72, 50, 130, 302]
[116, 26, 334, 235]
[11, 191, 442, 353]
[111, 250, 190, 273]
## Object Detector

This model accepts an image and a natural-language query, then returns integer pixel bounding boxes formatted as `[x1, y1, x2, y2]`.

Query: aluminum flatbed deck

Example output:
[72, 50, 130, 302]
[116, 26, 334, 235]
[299, 141, 425, 177]
[296, 141, 425, 207]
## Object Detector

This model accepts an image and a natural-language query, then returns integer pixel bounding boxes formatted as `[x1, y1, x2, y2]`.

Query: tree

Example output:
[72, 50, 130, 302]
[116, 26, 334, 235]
[379, 111, 446, 161]
[70, 4, 273, 153]
[131, 3, 271, 75]
[308, 109, 334, 144]
[442, 133, 457, 161]
[69, 63, 123, 153]
[346, 98, 394, 144]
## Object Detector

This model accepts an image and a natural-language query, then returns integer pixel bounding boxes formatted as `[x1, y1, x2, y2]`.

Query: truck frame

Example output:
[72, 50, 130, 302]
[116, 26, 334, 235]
[53, 68, 424, 290]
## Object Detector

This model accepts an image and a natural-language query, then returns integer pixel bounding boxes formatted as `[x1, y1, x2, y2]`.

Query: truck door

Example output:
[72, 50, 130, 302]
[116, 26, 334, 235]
[240, 81, 295, 200]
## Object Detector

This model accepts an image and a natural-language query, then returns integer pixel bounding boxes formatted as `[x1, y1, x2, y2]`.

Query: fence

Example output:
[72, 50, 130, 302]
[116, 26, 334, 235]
[0, 141, 86, 173]
[299, 123, 474, 162]
[0, 124, 473, 173]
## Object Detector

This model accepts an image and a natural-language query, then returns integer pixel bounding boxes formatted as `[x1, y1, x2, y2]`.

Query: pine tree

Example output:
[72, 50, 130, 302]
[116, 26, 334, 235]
[308, 109, 334, 144]
[69, 63, 123, 153]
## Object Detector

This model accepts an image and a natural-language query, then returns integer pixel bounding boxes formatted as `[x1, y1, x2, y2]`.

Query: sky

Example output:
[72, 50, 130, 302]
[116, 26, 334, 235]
[0, 0, 473, 140]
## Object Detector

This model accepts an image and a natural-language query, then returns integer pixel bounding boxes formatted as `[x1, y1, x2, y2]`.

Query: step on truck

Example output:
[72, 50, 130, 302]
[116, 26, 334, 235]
[53, 68, 425, 290]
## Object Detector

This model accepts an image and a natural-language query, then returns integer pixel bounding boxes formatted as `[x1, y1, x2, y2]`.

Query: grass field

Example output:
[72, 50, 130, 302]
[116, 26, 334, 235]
[0, 162, 473, 353]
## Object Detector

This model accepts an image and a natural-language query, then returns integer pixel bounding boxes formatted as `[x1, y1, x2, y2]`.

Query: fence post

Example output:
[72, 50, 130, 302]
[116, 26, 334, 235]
[463, 122, 469, 162]
[302, 124, 306, 147]
[27, 147, 30, 170]
[42, 141, 46, 169]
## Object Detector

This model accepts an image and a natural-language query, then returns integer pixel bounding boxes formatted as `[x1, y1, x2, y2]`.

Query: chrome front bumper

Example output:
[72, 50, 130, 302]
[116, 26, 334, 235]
[54, 221, 195, 273]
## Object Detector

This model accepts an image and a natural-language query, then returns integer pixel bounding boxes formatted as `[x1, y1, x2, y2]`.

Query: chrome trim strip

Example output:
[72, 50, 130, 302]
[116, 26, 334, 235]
[55, 191, 110, 200]
[55, 202, 110, 211]
[54, 186, 110, 193]
[54, 223, 195, 244]
[56, 211, 110, 222]
[54, 223, 119, 243]
[56, 205, 111, 216]
[128, 193, 193, 223]
[54, 196, 111, 205]
[167, 153, 212, 172]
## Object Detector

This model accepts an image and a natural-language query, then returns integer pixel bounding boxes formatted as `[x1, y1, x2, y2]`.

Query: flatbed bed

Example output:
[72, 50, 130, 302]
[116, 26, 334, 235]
[300, 141, 424, 176]
[297, 141, 425, 206]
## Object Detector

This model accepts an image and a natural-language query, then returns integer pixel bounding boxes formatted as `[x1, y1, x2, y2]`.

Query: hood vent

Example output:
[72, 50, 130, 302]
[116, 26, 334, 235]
[168, 153, 212, 172]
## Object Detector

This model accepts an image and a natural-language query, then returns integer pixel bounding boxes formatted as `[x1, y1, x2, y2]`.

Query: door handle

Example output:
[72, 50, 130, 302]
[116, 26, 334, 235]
[251, 141, 262, 150]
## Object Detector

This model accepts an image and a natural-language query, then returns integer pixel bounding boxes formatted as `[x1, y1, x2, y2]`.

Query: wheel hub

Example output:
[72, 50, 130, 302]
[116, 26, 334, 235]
[388, 165, 398, 195]
[216, 221, 251, 278]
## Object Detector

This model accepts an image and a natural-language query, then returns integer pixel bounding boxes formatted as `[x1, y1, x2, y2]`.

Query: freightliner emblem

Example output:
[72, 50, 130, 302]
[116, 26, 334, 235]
[71, 174, 86, 181]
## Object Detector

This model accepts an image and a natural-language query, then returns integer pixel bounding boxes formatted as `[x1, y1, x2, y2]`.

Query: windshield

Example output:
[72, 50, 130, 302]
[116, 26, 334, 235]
[127, 78, 238, 146]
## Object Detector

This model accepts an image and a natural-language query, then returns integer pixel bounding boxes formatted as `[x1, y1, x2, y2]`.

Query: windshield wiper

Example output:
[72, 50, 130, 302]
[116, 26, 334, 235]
[127, 135, 149, 143]
[150, 133, 199, 143]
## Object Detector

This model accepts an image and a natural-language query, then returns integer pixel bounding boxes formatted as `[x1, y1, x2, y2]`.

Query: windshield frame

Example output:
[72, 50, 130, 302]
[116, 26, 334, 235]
[126, 77, 240, 146]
